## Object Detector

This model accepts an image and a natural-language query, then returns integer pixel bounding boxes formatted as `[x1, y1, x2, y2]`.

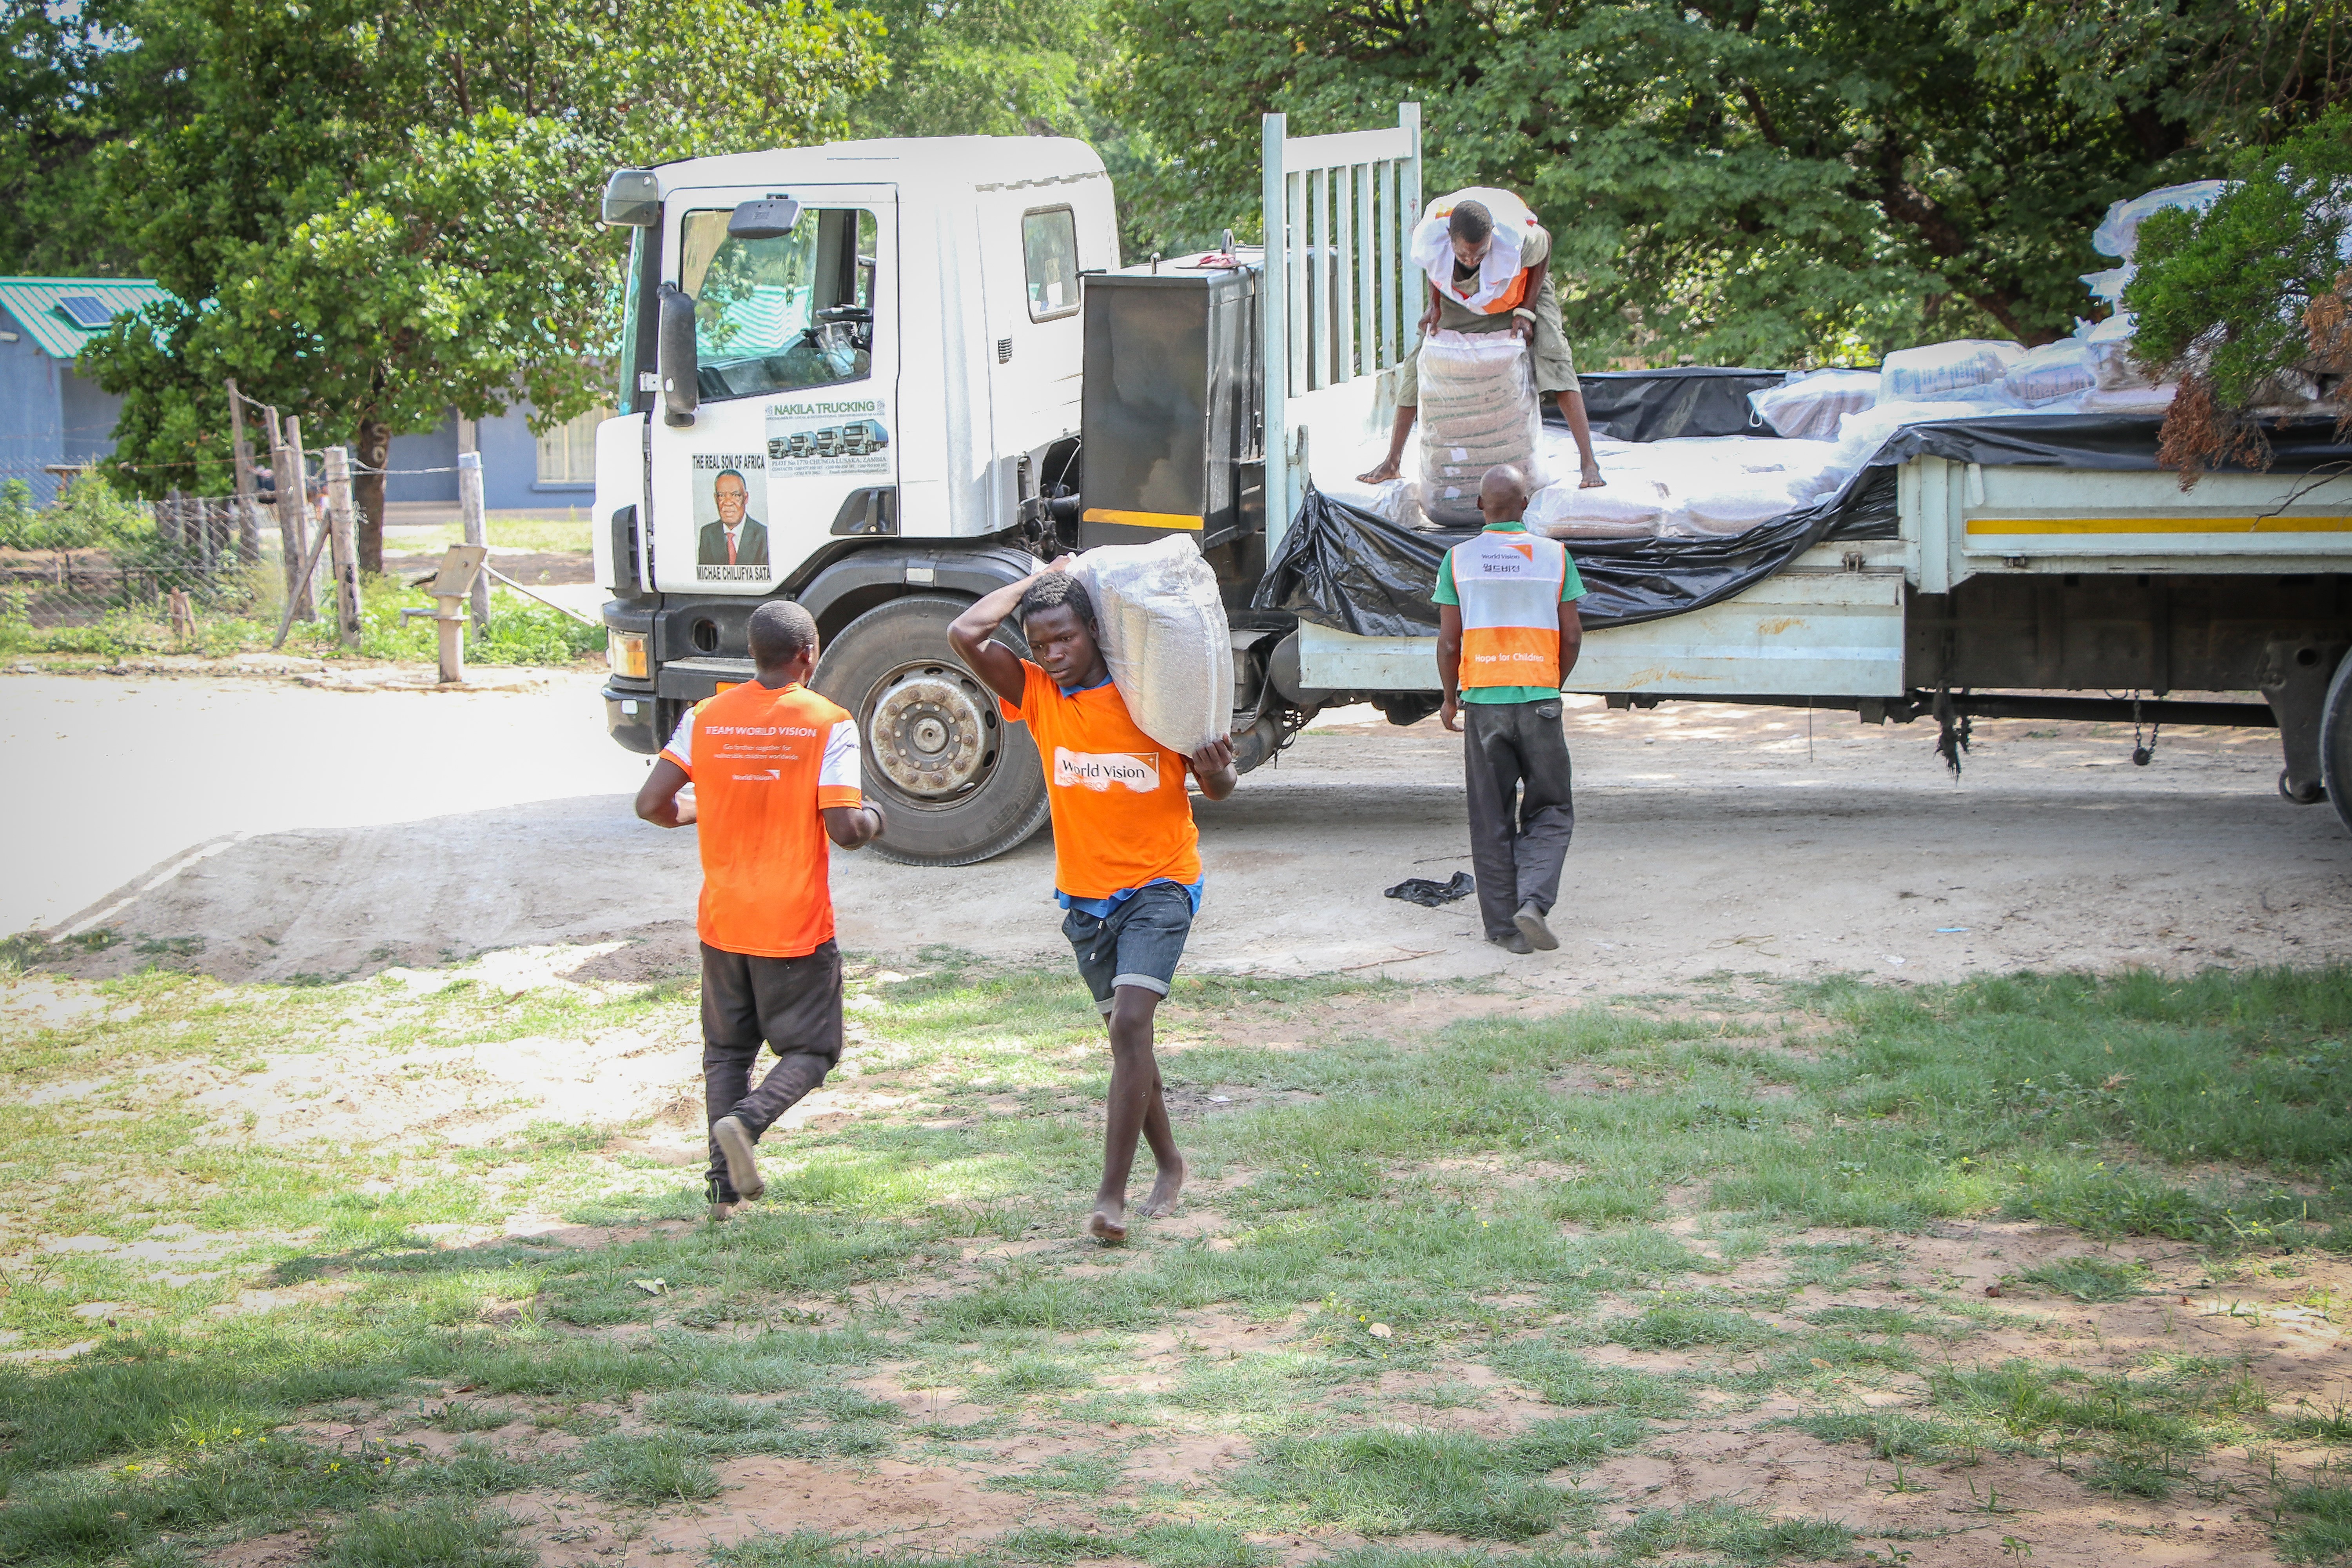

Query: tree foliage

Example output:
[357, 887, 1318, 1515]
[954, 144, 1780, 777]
[2125, 110, 2352, 477]
[1109, 0, 2347, 368]
[9, 0, 880, 568]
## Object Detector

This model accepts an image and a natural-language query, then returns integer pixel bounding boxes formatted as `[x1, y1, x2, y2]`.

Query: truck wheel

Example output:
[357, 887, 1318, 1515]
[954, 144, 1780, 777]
[813, 594, 1049, 866]
[2323, 646, 2352, 834]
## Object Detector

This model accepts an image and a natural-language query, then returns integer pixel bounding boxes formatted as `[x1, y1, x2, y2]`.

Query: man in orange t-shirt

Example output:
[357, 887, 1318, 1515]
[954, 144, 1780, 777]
[635, 600, 885, 1221]
[950, 561, 1237, 1244]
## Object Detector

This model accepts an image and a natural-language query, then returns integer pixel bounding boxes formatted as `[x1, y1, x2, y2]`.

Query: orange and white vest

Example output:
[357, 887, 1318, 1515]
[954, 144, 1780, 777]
[1411, 188, 1542, 315]
[1449, 529, 1568, 690]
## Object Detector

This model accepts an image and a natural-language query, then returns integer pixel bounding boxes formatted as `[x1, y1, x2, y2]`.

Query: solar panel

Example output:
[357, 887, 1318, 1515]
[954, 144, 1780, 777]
[54, 296, 116, 328]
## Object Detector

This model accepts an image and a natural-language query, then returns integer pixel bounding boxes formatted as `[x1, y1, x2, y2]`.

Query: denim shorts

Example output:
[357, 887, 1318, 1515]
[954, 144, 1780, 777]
[1062, 881, 1196, 1014]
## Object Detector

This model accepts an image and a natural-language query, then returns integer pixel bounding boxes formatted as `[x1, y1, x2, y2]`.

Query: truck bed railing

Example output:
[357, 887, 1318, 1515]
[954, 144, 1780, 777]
[1261, 105, 1421, 551]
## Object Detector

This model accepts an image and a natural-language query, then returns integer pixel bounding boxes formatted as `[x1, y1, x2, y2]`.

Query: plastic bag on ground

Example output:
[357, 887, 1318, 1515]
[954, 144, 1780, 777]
[1748, 368, 1881, 439]
[1069, 534, 1233, 757]
[2093, 180, 2233, 260]
[2005, 339, 2100, 405]
[1876, 340, 2025, 404]
[1416, 330, 1541, 526]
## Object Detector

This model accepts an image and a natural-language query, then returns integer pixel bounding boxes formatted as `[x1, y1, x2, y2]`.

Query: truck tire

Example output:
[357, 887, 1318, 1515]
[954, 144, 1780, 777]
[813, 594, 1050, 866]
[2323, 645, 2352, 835]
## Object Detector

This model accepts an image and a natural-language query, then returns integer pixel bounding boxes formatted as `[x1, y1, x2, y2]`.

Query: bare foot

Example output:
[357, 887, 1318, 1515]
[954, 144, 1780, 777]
[1138, 1155, 1187, 1219]
[1578, 465, 1607, 490]
[1085, 1200, 1128, 1244]
[1357, 456, 1402, 485]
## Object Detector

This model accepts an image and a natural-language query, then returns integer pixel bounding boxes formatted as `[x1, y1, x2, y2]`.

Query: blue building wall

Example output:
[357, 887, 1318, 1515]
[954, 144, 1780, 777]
[0, 304, 66, 500]
[385, 405, 595, 512]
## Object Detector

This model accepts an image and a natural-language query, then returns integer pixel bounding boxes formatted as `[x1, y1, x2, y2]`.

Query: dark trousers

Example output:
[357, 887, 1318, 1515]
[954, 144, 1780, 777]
[700, 940, 843, 1202]
[1463, 698, 1575, 940]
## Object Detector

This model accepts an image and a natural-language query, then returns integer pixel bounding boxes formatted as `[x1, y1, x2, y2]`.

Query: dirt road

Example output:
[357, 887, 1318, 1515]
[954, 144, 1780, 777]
[10, 671, 2345, 988]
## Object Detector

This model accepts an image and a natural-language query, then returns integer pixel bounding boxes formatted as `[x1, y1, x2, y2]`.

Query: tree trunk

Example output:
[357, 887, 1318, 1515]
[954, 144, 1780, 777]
[355, 415, 391, 575]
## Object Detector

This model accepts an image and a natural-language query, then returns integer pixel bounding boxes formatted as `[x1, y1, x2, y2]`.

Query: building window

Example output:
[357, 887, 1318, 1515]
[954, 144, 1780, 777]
[536, 406, 612, 484]
[1023, 207, 1080, 321]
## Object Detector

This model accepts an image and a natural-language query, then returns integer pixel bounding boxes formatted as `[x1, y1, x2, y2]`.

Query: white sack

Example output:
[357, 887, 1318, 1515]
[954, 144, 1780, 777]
[2005, 339, 2100, 405]
[1069, 534, 1233, 757]
[2092, 180, 2232, 260]
[1748, 368, 1882, 439]
[2076, 384, 2180, 415]
[1528, 476, 1665, 539]
[1877, 339, 2025, 404]
[1321, 437, 1423, 526]
[1416, 330, 1542, 526]
[2082, 311, 2154, 389]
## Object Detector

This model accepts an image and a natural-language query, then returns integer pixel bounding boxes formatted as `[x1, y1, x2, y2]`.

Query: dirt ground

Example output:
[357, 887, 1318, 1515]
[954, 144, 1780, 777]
[7, 670, 2347, 988]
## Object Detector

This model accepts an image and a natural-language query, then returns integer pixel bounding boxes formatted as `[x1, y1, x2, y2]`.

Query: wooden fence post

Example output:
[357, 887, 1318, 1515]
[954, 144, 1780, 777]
[273, 416, 315, 623]
[322, 445, 363, 648]
[457, 450, 491, 633]
[226, 379, 262, 564]
[159, 488, 183, 551]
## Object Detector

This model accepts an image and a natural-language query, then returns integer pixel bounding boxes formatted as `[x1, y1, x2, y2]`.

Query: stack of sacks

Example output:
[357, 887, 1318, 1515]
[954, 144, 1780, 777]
[1748, 369, 1882, 438]
[1069, 534, 1234, 756]
[1416, 330, 1543, 526]
[1876, 340, 2025, 404]
[2004, 339, 2101, 405]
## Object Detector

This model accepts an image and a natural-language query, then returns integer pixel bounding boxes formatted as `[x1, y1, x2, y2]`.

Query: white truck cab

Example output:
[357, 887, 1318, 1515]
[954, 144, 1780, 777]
[594, 138, 1123, 861]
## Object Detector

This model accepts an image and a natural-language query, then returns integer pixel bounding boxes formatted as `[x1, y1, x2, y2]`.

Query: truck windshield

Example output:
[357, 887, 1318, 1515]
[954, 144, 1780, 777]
[679, 205, 878, 401]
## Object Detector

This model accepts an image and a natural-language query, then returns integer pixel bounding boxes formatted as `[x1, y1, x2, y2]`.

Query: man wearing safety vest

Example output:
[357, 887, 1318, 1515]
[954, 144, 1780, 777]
[1358, 187, 1606, 490]
[1434, 465, 1585, 955]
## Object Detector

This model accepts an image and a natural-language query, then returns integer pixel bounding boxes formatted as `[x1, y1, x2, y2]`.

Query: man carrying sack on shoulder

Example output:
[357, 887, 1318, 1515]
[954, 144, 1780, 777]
[1359, 187, 1605, 491]
[1434, 465, 1585, 956]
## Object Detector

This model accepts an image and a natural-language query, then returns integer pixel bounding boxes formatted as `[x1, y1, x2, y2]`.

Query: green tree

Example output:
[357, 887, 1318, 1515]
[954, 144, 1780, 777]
[65, 0, 881, 570]
[1108, 0, 2342, 367]
[840, 0, 1177, 260]
[2123, 111, 2352, 478]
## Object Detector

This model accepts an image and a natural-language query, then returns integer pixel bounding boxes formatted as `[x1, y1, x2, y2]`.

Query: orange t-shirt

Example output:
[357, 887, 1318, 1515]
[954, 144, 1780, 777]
[1001, 661, 1201, 900]
[660, 681, 862, 958]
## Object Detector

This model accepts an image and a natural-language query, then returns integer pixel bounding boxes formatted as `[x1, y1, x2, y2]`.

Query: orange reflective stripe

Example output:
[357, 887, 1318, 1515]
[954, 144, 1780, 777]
[1460, 624, 1560, 689]
[1454, 268, 1532, 315]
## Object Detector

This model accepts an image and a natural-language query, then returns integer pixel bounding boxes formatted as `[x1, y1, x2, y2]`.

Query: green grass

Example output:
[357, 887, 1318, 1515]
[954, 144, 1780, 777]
[320, 1499, 534, 1568]
[1232, 1417, 1636, 1539]
[2018, 1255, 2149, 1302]
[3, 955, 2351, 1562]
[1610, 1500, 1851, 1564]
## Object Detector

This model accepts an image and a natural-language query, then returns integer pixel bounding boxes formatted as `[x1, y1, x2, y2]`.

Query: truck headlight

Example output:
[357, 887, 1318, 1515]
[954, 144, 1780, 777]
[608, 631, 648, 680]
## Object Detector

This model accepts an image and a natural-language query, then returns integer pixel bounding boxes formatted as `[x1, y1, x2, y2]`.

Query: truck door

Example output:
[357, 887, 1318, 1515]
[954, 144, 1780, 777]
[648, 184, 898, 594]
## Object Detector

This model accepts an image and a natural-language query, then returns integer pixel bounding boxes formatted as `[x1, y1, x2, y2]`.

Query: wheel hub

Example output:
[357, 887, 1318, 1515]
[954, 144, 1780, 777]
[870, 671, 988, 799]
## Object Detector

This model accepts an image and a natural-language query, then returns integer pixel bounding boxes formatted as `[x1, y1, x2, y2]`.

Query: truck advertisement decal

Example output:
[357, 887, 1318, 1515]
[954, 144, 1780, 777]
[766, 396, 892, 477]
[692, 454, 773, 583]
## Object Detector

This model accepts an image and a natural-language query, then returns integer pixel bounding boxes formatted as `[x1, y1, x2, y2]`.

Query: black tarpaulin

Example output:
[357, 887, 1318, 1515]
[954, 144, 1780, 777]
[1563, 367, 1790, 443]
[1254, 468, 1898, 638]
[1873, 411, 2352, 472]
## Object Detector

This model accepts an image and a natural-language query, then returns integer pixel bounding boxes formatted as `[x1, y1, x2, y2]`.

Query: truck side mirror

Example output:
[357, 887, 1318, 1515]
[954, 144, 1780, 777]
[657, 283, 699, 428]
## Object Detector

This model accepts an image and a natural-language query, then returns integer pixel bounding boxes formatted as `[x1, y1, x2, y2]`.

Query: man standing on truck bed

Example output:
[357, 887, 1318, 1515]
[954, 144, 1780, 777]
[1435, 465, 1586, 955]
[633, 601, 885, 1220]
[948, 565, 1238, 1244]
[1358, 188, 1604, 491]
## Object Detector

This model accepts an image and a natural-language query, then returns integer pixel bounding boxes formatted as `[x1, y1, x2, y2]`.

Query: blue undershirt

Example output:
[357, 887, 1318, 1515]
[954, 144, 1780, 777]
[1049, 671, 1206, 918]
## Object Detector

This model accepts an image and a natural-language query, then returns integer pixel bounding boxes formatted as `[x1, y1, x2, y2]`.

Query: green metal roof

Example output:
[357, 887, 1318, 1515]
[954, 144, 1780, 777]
[0, 277, 174, 361]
